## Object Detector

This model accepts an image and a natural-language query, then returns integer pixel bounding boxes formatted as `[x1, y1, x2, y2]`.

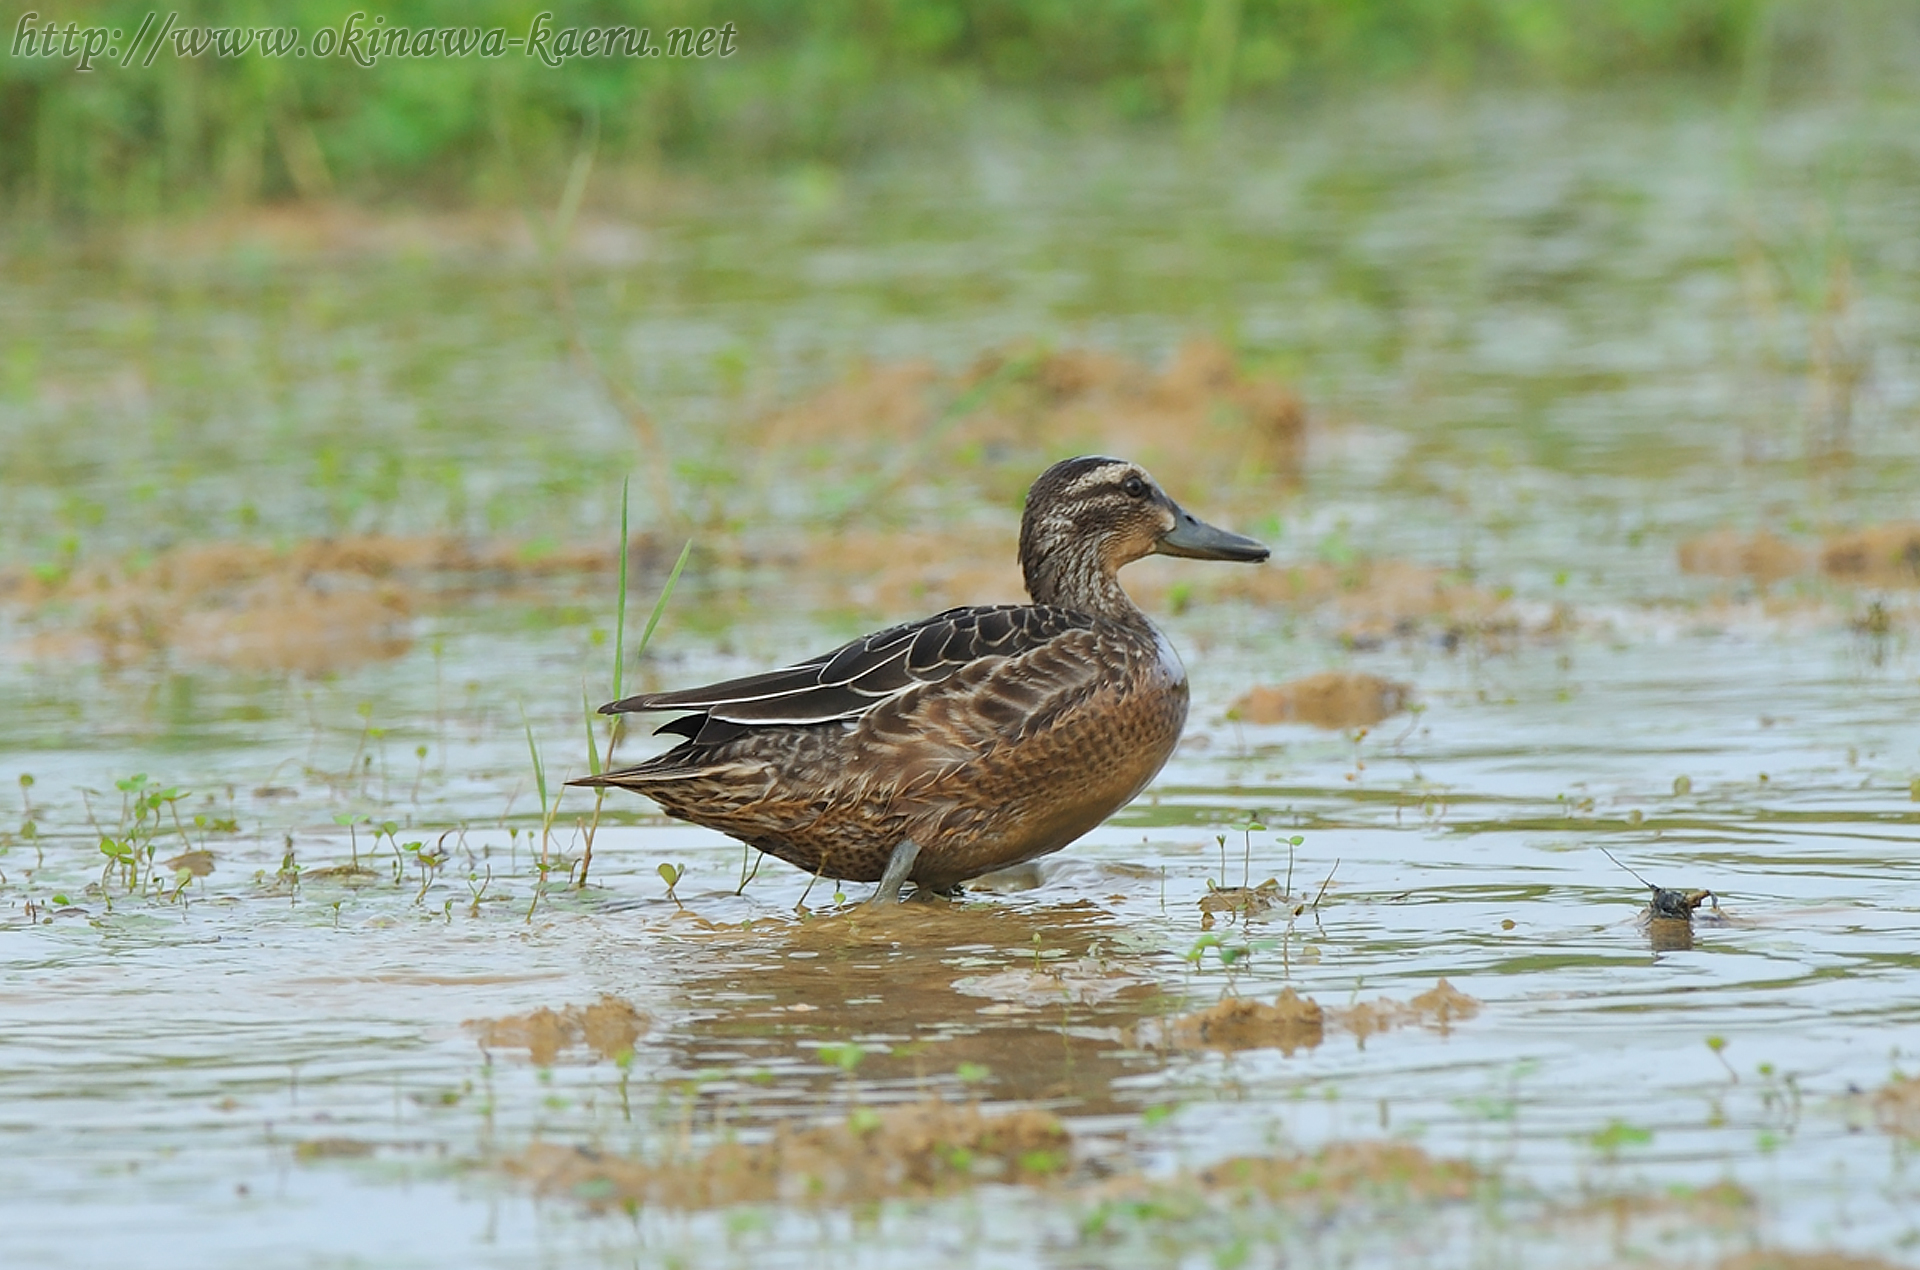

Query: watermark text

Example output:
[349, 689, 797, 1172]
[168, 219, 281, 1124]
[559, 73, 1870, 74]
[10, 11, 739, 71]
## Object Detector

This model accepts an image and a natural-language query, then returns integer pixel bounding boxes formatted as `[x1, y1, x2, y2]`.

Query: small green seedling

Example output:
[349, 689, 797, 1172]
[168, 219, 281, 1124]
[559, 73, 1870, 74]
[657, 862, 685, 906]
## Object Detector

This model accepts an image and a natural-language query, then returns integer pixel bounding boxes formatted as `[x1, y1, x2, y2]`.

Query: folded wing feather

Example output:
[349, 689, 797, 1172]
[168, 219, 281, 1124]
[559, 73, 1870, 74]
[599, 605, 1095, 729]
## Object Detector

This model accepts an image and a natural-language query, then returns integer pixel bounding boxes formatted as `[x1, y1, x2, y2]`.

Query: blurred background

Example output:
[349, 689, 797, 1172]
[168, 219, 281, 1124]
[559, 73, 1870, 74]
[3, 2, 1916, 569]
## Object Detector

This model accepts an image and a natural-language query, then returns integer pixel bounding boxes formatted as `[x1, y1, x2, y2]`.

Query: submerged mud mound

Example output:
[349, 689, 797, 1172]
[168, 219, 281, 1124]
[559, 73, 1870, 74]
[468, 997, 648, 1066]
[508, 1100, 1069, 1209]
[1196, 1140, 1480, 1205]
[1169, 987, 1327, 1054]
[1150, 979, 1480, 1055]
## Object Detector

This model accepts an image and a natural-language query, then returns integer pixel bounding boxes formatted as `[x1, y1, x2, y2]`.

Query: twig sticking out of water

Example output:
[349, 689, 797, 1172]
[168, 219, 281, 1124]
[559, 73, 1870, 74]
[1599, 847, 1656, 890]
[1311, 859, 1340, 911]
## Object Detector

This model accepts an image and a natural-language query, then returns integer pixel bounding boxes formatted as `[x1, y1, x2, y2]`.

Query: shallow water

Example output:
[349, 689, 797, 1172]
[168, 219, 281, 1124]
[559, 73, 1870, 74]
[5, 87, 1920, 1267]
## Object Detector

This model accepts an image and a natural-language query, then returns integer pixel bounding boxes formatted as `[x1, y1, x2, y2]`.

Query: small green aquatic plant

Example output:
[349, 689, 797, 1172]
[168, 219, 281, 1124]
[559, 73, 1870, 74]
[329, 812, 369, 868]
[404, 836, 448, 904]
[657, 862, 686, 906]
[466, 865, 492, 917]
[94, 774, 191, 896]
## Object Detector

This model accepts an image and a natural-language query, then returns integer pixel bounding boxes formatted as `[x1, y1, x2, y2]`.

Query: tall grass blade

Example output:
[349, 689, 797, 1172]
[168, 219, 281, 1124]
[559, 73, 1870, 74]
[520, 706, 548, 819]
[636, 539, 694, 662]
[611, 476, 632, 699]
[583, 690, 603, 777]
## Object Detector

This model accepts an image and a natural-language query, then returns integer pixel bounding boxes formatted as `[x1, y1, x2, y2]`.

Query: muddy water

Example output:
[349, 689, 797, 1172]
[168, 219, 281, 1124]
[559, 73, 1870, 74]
[5, 88, 1920, 1267]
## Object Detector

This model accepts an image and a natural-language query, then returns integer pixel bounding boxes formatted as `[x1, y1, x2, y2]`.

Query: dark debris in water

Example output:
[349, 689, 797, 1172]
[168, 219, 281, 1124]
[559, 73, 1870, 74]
[1603, 849, 1723, 943]
[1648, 886, 1716, 921]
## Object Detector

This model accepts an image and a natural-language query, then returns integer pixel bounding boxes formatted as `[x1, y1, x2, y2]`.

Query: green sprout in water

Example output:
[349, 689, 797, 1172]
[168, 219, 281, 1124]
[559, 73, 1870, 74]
[330, 813, 369, 868]
[657, 862, 686, 906]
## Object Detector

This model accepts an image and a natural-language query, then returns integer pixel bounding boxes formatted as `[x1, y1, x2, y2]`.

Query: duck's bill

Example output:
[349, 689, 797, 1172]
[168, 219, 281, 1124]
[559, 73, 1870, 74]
[1156, 508, 1270, 562]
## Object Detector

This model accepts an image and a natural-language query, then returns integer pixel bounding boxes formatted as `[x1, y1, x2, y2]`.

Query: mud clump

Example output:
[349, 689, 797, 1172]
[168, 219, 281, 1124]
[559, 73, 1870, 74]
[1153, 979, 1479, 1055]
[508, 1100, 1069, 1209]
[1232, 672, 1412, 729]
[1678, 530, 1810, 585]
[1821, 524, 1920, 587]
[1341, 979, 1480, 1042]
[468, 996, 647, 1065]
[1172, 987, 1325, 1055]
[1198, 1140, 1479, 1205]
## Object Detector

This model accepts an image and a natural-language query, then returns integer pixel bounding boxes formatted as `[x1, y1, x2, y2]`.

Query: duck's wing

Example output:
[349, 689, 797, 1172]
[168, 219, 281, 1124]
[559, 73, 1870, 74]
[598, 605, 1095, 735]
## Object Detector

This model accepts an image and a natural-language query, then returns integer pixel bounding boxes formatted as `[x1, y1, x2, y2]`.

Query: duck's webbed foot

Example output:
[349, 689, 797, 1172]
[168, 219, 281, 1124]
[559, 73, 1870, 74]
[913, 882, 966, 900]
[866, 838, 922, 906]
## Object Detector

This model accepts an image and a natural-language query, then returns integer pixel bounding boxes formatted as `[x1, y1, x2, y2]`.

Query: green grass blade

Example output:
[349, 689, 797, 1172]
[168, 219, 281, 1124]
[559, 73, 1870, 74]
[611, 476, 631, 701]
[520, 706, 548, 818]
[635, 538, 694, 662]
[582, 689, 603, 776]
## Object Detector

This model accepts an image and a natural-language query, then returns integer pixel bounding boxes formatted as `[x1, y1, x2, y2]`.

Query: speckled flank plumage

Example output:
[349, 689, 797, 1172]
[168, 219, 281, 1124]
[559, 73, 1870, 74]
[571, 455, 1267, 892]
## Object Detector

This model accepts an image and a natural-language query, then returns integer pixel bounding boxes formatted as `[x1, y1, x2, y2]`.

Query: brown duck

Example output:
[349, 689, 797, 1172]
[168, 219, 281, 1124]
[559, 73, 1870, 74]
[571, 456, 1269, 901]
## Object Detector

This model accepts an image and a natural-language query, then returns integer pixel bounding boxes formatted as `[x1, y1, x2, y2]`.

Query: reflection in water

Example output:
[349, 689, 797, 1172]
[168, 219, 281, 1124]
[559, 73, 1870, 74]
[639, 899, 1167, 1122]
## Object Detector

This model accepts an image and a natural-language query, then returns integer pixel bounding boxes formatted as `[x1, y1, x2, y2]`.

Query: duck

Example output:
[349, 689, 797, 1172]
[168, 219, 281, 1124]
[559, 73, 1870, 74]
[569, 455, 1269, 902]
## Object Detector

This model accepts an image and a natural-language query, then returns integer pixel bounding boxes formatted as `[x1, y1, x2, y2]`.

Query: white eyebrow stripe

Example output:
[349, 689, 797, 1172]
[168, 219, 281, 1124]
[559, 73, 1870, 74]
[1064, 463, 1129, 496]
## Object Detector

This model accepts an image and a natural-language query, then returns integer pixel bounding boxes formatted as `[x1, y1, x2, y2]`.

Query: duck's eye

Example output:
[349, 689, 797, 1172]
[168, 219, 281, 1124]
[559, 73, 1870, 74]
[1120, 475, 1148, 498]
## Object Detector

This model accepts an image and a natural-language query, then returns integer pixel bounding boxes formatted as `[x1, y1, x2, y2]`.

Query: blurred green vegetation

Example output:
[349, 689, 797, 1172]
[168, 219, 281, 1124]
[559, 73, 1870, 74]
[0, 0, 1811, 217]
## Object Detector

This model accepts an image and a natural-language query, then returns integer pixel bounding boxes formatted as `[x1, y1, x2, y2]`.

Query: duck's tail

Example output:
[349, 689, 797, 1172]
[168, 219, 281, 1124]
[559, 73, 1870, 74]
[564, 753, 757, 790]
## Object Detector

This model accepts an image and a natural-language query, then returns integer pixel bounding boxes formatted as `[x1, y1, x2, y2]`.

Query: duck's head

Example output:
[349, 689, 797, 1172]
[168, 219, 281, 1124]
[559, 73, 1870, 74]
[1019, 455, 1269, 614]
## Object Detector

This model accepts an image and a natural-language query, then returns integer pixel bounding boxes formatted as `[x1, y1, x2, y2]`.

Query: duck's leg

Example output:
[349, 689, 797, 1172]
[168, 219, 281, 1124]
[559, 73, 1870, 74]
[866, 838, 921, 906]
